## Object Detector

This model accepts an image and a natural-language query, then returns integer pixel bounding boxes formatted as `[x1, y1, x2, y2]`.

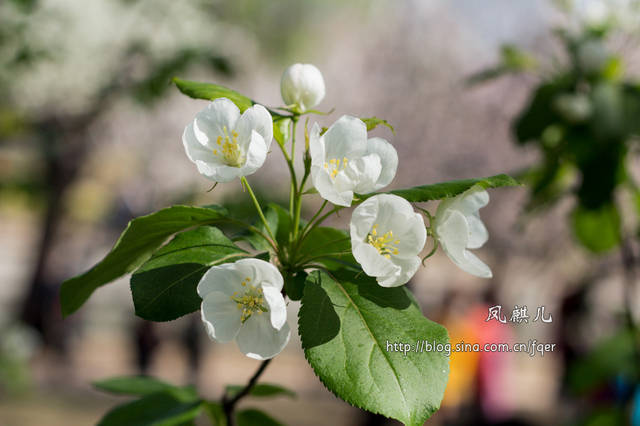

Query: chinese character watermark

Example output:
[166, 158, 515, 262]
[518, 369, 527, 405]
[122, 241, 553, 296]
[486, 305, 553, 324]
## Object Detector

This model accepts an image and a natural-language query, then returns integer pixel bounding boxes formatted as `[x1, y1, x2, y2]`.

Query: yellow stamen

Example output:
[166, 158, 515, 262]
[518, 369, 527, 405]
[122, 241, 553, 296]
[212, 126, 245, 167]
[325, 156, 349, 180]
[367, 223, 401, 258]
[231, 282, 269, 323]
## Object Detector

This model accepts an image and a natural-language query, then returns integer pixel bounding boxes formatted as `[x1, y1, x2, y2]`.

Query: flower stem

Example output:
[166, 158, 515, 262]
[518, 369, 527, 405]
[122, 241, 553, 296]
[300, 200, 327, 237]
[300, 205, 344, 243]
[221, 359, 272, 426]
[241, 177, 276, 243]
[288, 119, 299, 220]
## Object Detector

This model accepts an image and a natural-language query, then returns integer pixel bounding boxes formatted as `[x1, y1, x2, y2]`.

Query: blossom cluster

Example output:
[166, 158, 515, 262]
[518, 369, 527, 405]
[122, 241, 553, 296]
[181, 64, 493, 359]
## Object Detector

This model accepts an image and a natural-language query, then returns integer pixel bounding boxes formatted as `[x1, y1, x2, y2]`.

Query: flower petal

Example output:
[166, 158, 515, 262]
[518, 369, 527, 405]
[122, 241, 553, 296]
[201, 291, 242, 343]
[236, 314, 291, 360]
[197, 264, 243, 298]
[352, 242, 398, 278]
[311, 166, 354, 206]
[238, 131, 268, 177]
[349, 196, 380, 241]
[210, 164, 246, 183]
[457, 250, 493, 278]
[366, 137, 398, 190]
[234, 258, 283, 291]
[456, 186, 489, 215]
[437, 209, 492, 278]
[323, 116, 367, 161]
[183, 123, 216, 164]
[466, 212, 489, 249]
[348, 154, 382, 195]
[235, 104, 273, 151]
[194, 98, 240, 146]
[309, 123, 324, 165]
[436, 209, 469, 262]
[378, 256, 421, 287]
[395, 212, 427, 256]
[262, 286, 287, 330]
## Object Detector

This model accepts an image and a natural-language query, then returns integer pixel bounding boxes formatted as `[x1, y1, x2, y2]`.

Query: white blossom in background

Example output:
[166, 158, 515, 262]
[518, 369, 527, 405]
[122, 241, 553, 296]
[197, 258, 290, 360]
[183, 98, 273, 182]
[577, 39, 609, 74]
[580, 0, 610, 27]
[310, 116, 398, 207]
[280, 63, 325, 113]
[434, 185, 492, 278]
[350, 194, 426, 287]
[553, 93, 593, 123]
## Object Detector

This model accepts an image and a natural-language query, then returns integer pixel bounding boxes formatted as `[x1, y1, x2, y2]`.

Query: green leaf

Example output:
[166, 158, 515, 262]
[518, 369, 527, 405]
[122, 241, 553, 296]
[371, 174, 521, 203]
[514, 75, 573, 143]
[225, 383, 296, 399]
[265, 203, 293, 248]
[273, 117, 291, 148]
[236, 409, 283, 426]
[284, 271, 307, 302]
[466, 44, 537, 86]
[60, 205, 229, 317]
[173, 77, 253, 112]
[241, 203, 290, 252]
[97, 388, 202, 426]
[299, 270, 450, 426]
[131, 227, 247, 321]
[571, 203, 621, 253]
[296, 227, 357, 271]
[361, 117, 395, 134]
[93, 376, 175, 396]
[567, 329, 639, 394]
[203, 402, 226, 426]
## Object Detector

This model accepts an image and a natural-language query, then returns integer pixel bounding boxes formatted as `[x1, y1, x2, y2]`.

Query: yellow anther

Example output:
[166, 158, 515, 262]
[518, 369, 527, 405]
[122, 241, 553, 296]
[367, 224, 401, 258]
[213, 126, 245, 167]
[231, 282, 269, 323]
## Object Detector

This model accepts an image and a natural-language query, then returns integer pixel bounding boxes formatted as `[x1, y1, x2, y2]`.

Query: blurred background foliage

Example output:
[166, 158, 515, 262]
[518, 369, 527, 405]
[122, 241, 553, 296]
[470, 0, 640, 424]
[1, 0, 640, 425]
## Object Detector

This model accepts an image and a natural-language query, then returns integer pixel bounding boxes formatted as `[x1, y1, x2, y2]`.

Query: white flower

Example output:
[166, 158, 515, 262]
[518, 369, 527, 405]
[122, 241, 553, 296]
[197, 258, 290, 360]
[310, 116, 398, 207]
[183, 98, 273, 183]
[553, 93, 593, 123]
[280, 63, 325, 113]
[577, 39, 609, 74]
[350, 194, 426, 287]
[581, 0, 609, 27]
[433, 185, 492, 278]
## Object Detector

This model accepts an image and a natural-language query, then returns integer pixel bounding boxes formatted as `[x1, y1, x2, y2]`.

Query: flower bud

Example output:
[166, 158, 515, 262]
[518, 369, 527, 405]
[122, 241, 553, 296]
[280, 63, 325, 113]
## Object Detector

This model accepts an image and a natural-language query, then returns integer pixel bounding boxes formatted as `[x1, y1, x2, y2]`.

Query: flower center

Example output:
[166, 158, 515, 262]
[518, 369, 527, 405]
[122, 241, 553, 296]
[367, 224, 400, 259]
[213, 126, 245, 167]
[323, 157, 348, 179]
[230, 277, 268, 323]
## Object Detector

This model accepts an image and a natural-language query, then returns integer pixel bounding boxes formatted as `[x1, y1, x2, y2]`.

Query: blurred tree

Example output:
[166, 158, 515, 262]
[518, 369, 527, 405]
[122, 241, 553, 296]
[469, 0, 640, 423]
[0, 0, 233, 350]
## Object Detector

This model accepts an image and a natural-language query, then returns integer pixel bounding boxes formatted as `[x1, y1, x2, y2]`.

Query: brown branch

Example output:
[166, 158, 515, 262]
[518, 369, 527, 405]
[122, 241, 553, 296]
[221, 359, 271, 426]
